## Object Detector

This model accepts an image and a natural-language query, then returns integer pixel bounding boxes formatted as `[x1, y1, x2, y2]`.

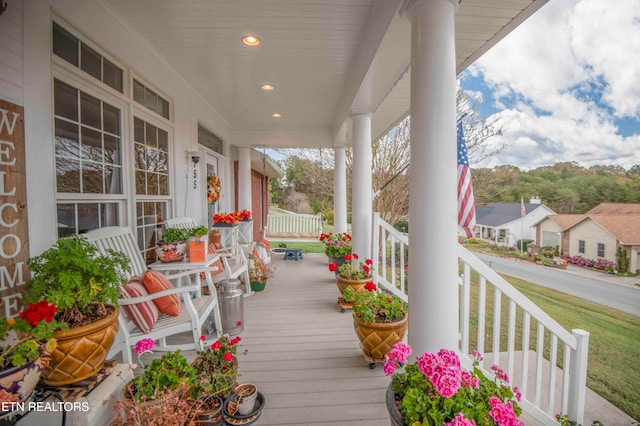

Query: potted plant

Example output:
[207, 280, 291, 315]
[23, 235, 129, 385]
[115, 340, 205, 424]
[248, 257, 275, 292]
[212, 212, 239, 226]
[343, 282, 407, 367]
[188, 226, 210, 263]
[235, 210, 252, 222]
[384, 342, 523, 425]
[0, 300, 66, 415]
[320, 232, 352, 269]
[330, 253, 373, 295]
[156, 227, 189, 263]
[192, 335, 247, 399]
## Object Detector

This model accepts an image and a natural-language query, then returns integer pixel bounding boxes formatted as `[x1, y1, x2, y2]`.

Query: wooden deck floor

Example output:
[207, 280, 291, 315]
[238, 252, 390, 425]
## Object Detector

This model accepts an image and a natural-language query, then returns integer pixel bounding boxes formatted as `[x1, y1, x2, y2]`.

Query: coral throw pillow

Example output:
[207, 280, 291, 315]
[143, 270, 181, 317]
[119, 277, 160, 333]
[208, 243, 226, 272]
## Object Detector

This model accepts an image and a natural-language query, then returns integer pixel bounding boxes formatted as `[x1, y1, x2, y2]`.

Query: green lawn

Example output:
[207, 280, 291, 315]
[503, 275, 640, 421]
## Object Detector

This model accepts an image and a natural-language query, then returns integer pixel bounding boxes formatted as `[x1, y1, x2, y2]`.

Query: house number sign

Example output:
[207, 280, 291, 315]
[0, 99, 29, 318]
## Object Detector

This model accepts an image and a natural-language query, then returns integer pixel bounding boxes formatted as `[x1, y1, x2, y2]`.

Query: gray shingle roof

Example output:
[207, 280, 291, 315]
[475, 203, 540, 227]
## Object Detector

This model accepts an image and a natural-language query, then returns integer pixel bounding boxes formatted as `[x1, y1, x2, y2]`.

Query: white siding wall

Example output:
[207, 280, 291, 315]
[569, 220, 617, 261]
[0, 1, 22, 105]
[3, 0, 234, 255]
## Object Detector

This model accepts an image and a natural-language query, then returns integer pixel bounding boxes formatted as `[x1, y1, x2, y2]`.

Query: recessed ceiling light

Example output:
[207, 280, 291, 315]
[272, 113, 282, 118]
[261, 84, 275, 91]
[242, 35, 260, 46]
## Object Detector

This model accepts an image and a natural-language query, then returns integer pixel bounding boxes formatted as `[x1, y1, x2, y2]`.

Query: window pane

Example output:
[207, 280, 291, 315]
[158, 129, 168, 151]
[134, 143, 146, 170]
[81, 126, 102, 161]
[80, 43, 102, 81]
[135, 170, 146, 194]
[159, 98, 170, 119]
[158, 174, 168, 195]
[144, 89, 158, 112]
[82, 161, 103, 193]
[103, 58, 123, 93]
[54, 80, 78, 121]
[55, 119, 80, 159]
[133, 80, 145, 104]
[53, 23, 78, 66]
[147, 172, 159, 195]
[134, 117, 144, 142]
[100, 203, 119, 227]
[145, 122, 157, 147]
[56, 158, 80, 192]
[57, 204, 76, 237]
[103, 103, 120, 135]
[104, 165, 122, 194]
[80, 92, 101, 129]
[103, 134, 120, 164]
[157, 151, 168, 173]
[77, 204, 99, 233]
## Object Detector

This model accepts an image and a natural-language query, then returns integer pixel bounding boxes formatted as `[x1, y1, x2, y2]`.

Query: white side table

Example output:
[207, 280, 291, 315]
[148, 253, 221, 297]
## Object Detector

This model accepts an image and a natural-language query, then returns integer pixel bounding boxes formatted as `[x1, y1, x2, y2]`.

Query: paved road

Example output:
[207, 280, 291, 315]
[473, 252, 640, 317]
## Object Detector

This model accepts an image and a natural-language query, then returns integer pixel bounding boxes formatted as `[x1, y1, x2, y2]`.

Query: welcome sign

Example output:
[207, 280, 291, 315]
[0, 99, 29, 318]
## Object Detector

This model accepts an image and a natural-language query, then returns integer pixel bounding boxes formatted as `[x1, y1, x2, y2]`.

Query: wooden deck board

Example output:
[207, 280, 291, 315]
[238, 253, 391, 424]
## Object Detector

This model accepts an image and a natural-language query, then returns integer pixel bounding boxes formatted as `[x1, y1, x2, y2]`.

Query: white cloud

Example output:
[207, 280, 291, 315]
[469, 0, 640, 170]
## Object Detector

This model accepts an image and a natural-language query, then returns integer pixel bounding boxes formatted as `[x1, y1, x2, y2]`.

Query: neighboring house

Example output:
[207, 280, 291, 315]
[561, 214, 640, 274]
[532, 203, 640, 274]
[474, 198, 555, 247]
[532, 214, 582, 253]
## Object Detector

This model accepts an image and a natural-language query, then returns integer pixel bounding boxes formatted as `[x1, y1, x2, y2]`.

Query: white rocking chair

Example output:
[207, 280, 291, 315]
[83, 226, 223, 364]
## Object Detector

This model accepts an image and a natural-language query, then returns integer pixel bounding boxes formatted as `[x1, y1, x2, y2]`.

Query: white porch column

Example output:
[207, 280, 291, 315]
[237, 147, 252, 211]
[333, 147, 348, 234]
[404, 0, 459, 355]
[351, 114, 372, 259]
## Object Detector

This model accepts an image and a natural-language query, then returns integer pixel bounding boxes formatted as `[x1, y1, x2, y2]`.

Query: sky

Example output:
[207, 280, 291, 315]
[462, 0, 640, 171]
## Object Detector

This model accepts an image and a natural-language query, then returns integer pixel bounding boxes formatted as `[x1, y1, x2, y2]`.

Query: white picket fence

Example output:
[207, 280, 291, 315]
[265, 212, 323, 241]
[371, 213, 589, 425]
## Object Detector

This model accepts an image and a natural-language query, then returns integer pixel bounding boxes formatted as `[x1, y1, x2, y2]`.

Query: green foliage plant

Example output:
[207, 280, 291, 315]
[189, 226, 209, 238]
[25, 235, 131, 327]
[129, 350, 197, 402]
[161, 227, 189, 242]
[344, 282, 406, 324]
[615, 247, 629, 274]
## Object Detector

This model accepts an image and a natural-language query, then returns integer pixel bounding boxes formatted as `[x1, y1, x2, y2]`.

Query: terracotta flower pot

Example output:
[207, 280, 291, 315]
[42, 305, 119, 386]
[352, 313, 408, 362]
[336, 276, 370, 296]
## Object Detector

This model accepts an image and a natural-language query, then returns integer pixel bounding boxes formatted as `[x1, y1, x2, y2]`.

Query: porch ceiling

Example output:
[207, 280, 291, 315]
[106, 0, 548, 148]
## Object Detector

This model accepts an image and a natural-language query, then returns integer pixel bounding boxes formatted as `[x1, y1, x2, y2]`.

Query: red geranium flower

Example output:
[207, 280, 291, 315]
[364, 281, 377, 292]
[329, 262, 338, 272]
[344, 254, 352, 261]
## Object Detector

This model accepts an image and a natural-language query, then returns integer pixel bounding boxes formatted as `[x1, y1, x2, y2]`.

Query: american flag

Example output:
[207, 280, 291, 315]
[457, 121, 476, 238]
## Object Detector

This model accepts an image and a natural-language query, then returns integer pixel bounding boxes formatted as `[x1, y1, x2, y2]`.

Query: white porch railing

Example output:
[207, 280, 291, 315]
[371, 213, 590, 425]
[265, 212, 323, 241]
